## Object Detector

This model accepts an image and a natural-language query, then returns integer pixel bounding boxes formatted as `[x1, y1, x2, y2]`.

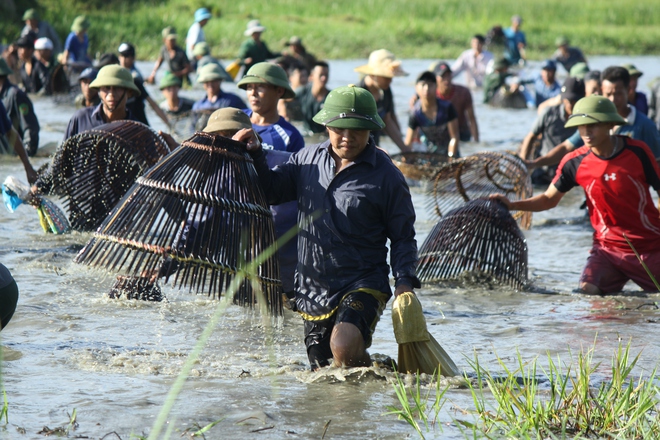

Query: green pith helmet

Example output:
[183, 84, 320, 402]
[71, 15, 90, 33]
[236, 62, 295, 99]
[312, 84, 385, 131]
[193, 42, 210, 57]
[492, 57, 509, 71]
[622, 63, 643, 78]
[89, 65, 141, 97]
[569, 62, 589, 79]
[564, 95, 627, 128]
[162, 26, 177, 40]
[159, 71, 182, 89]
[555, 36, 569, 47]
[0, 58, 12, 77]
[203, 107, 252, 133]
[23, 9, 38, 21]
[196, 63, 233, 83]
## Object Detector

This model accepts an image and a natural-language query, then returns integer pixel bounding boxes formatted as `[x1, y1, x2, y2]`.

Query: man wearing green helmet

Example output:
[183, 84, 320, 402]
[241, 85, 420, 369]
[493, 95, 660, 295]
[63, 65, 141, 140]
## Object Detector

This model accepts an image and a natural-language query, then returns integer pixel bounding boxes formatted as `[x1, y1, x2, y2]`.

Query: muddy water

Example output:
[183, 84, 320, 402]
[0, 57, 659, 439]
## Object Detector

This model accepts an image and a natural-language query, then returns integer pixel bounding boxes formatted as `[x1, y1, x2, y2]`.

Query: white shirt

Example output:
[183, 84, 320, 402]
[186, 22, 205, 60]
[451, 49, 494, 89]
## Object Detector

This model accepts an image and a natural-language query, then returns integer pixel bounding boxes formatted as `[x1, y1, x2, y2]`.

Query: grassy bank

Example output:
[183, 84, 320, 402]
[2, 0, 659, 61]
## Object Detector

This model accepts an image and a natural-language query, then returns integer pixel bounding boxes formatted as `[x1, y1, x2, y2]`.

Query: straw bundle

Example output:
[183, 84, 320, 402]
[429, 151, 532, 229]
[416, 198, 528, 290]
[391, 292, 459, 376]
[46, 120, 171, 231]
[74, 132, 282, 313]
[390, 152, 449, 181]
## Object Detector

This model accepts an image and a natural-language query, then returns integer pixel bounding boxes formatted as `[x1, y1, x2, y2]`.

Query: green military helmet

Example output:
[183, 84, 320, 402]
[236, 62, 295, 99]
[312, 84, 385, 131]
[203, 107, 253, 133]
[0, 58, 12, 77]
[196, 63, 233, 83]
[23, 9, 39, 21]
[89, 65, 141, 97]
[621, 63, 643, 78]
[492, 57, 509, 71]
[159, 71, 182, 89]
[162, 26, 177, 40]
[193, 42, 210, 57]
[555, 36, 569, 47]
[569, 62, 589, 79]
[71, 15, 90, 33]
[564, 95, 627, 128]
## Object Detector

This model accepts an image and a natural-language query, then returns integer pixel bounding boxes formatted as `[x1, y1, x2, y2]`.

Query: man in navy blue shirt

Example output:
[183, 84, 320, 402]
[192, 63, 246, 131]
[241, 85, 420, 369]
[63, 65, 141, 141]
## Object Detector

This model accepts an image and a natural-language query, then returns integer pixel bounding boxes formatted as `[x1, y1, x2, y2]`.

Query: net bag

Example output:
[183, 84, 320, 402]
[46, 120, 172, 231]
[74, 132, 282, 314]
[390, 152, 449, 181]
[416, 199, 528, 290]
[429, 151, 533, 229]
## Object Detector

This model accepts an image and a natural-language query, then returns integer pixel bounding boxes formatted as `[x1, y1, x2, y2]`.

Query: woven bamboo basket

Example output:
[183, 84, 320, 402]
[390, 152, 449, 181]
[428, 151, 533, 229]
[47, 120, 171, 231]
[416, 198, 528, 290]
[74, 132, 282, 314]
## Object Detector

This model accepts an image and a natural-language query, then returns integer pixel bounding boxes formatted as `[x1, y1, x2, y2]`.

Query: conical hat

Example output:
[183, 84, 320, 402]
[354, 49, 408, 78]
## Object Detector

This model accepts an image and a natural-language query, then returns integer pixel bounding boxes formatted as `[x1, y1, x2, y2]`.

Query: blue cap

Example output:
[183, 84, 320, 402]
[194, 8, 212, 22]
[79, 67, 98, 81]
[541, 59, 557, 70]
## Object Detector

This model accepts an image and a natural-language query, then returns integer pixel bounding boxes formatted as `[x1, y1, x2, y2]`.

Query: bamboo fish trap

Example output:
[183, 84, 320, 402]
[74, 132, 282, 314]
[428, 151, 533, 229]
[46, 120, 171, 231]
[390, 152, 449, 181]
[416, 198, 528, 290]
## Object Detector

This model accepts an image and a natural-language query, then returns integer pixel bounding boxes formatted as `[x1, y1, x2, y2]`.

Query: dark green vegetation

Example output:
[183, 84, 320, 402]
[2, 0, 660, 61]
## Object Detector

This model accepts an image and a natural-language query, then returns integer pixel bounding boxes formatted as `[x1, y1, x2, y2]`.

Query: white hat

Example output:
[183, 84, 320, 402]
[34, 37, 54, 51]
[244, 20, 266, 36]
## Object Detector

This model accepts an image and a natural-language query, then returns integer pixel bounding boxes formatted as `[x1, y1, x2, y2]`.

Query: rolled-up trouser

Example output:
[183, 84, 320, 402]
[303, 289, 388, 369]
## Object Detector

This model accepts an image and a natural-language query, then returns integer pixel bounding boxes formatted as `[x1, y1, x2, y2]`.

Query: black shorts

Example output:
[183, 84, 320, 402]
[304, 290, 387, 369]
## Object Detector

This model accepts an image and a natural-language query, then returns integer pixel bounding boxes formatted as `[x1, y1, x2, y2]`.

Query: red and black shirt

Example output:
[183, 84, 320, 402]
[552, 136, 660, 253]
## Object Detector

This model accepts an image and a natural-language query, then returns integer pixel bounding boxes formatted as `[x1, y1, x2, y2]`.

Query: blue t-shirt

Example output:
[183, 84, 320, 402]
[567, 106, 660, 157]
[534, 77, 561, 107]
[243, 109, 305, 153]
[408, 98, 458, 155]
[503, 28, 526, 64]
[192, 91, 247, 112]
[64, 32, 91, 64]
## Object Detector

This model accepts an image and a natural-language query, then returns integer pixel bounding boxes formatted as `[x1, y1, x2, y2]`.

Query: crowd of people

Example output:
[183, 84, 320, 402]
[2, 10, 660, 371]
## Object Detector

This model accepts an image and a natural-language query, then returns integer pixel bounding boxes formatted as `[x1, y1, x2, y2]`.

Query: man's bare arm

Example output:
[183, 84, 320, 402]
[491, 184, 564, 212]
